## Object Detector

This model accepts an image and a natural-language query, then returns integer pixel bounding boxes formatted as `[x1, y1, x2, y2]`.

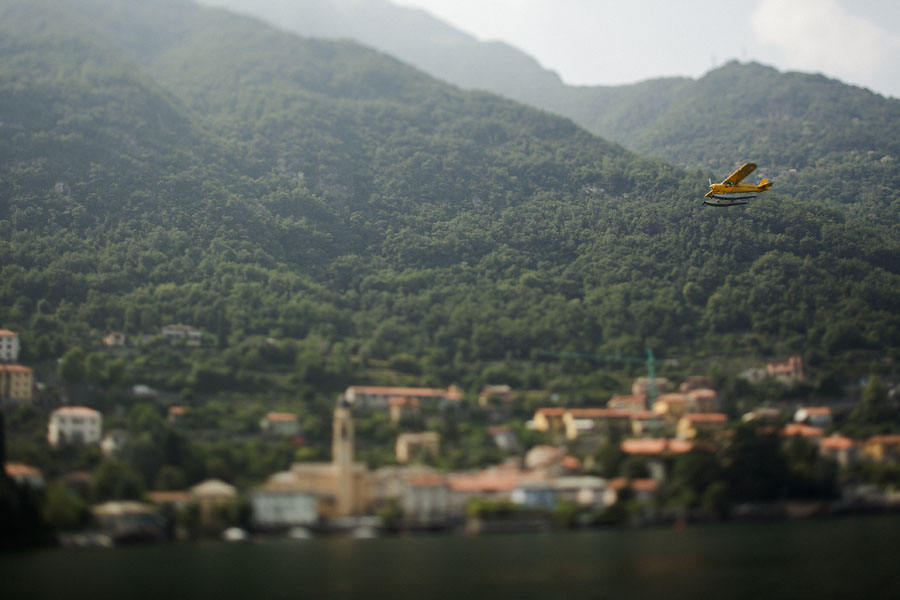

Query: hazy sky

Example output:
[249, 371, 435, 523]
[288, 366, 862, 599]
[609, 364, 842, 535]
[392, 0, 900, 98]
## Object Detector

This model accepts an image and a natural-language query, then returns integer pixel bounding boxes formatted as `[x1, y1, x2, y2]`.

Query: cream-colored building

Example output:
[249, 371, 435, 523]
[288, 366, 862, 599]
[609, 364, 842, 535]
[0, 329, 20, 362]
[190, 479, 237, 527]
[676, 413, 727, 440]
[278, 404, 372, 518]
[395, 432, 440, 463]
[344, 385, 462, 409]
[48, 406, 102, 446]
[0, 364, 33, 403]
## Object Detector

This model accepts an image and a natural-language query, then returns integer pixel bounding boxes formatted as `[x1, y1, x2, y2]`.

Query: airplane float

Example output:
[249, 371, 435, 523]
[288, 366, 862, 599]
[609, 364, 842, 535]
[704, 162, 772, 206]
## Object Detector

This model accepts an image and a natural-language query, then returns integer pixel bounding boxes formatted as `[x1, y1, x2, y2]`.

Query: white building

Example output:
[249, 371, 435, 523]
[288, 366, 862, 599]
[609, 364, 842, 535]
[251, 472, 319, 529]
[48, 406, 102, 446]
[0, 329, 20, 362]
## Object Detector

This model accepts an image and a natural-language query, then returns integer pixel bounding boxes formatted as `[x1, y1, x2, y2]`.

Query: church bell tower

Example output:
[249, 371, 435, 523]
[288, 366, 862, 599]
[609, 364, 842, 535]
[332, 401, 355, 516]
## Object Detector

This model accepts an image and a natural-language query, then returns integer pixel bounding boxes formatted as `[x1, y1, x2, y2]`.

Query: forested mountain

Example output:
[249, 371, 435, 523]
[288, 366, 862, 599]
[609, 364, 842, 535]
[1, 0, 898, 400]
[199, 0, 900, 231]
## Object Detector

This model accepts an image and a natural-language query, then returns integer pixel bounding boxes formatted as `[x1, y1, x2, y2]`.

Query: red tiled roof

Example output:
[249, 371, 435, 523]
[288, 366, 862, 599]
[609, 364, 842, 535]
[630, 411, 658, 420]
[265, 412, 297, 422]
[867, 435, 900, 445]
[561, 455, 581, 470]
[389, 396, 420, 408]
[52, 406, 100, 416]
[621, 438, 695, 455]
[0, 329, 18, 336]
[147, 491, 191, 504]
[535, 407, 567, 417]
[631, 479, 659, 493]
[820, 435, 855, 451]
[621, 438, 668, 454]
[656, 393, 687, 404]
[783, 423, 825, 438]
[169, 406, 187, 415]
[409, 474, 445, 487]
[682, 413, 727, 424]
[5, 462, 41, 478]
[687, 388, 717, 399]
[348, 386, 461, 400]
[0, 364, 31, 373]
[568, 408, 633, 419]
[448, 472, 521, 493]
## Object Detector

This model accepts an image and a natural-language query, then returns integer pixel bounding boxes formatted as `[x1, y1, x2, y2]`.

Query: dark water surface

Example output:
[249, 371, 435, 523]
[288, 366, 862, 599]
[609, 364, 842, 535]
[3, 515, 900, 599]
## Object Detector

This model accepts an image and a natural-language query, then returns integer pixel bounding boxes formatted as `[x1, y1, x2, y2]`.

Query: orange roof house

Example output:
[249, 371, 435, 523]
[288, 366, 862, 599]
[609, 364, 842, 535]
[4, 462, 44, 488]
[530, 408, 568, 434]
[862, 435, 900, 463]
[653, 393, 689, 421]
[794, 406, 832, 428]
[767, 355, 804, 383]
[676, 413, 728, 440]
[607, 394, 647, 412]
[344, 385, 462, 409]
[782, 423, 826, 440]
[621, 438, 695, 456]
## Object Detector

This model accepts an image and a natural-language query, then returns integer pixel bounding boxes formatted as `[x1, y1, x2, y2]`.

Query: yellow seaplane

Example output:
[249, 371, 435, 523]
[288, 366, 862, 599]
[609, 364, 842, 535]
[704, 162, 772, 206]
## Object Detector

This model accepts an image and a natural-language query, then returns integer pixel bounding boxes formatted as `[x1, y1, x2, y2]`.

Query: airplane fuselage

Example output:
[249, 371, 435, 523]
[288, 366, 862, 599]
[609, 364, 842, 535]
[705, 179, 772, 198]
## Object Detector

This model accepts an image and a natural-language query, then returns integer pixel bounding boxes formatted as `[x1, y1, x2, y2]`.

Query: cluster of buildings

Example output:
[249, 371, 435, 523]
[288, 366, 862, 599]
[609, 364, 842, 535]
[0, 329, 33, 406]
[5, 342, 900, 539]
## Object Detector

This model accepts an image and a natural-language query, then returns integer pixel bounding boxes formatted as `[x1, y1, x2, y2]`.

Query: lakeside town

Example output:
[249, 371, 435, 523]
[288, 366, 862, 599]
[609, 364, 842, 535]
[2, 326, 900, 546]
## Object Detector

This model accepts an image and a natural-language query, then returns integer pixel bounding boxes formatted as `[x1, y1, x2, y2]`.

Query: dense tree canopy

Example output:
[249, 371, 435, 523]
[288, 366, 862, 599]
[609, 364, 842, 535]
[0, 0, 898, 400]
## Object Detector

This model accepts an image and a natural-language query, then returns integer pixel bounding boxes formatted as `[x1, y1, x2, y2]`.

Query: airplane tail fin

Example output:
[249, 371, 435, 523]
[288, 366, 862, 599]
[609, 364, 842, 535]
[758, 178, 773, 191]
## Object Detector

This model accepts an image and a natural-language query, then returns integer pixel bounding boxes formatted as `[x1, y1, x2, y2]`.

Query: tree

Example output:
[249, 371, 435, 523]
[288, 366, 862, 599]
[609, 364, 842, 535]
[58, 347, 86, 386]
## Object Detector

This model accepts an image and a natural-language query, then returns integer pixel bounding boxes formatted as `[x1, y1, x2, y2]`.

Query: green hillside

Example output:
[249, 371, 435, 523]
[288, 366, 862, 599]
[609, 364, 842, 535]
[1, 0, 898, 400]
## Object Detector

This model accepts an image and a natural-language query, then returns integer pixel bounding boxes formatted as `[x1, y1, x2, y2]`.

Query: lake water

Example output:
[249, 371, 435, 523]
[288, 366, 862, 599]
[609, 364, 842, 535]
[3, 515, 900, 599]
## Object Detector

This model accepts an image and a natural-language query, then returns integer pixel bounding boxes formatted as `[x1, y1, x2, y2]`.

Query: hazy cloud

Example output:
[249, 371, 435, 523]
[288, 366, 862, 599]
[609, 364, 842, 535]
[751, 0, 900, 95]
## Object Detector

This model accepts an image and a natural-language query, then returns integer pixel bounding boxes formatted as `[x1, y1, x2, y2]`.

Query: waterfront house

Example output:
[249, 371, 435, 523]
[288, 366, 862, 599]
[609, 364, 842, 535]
[190, 479, 237, 527]
[251, 472, 319, 530]
[92, 501, 166, 542]
[48, 406, 102, 447]
[403, 473, 452, 528]
[447, 465, 523, 515]
[511, 476, 557, 510]
[604, 478, 659, 507]
[555, 476, 607, 508]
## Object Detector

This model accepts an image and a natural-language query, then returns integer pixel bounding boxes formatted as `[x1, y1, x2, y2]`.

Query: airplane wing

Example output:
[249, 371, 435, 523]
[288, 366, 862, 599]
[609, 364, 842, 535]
[720, 162, 757, 185]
